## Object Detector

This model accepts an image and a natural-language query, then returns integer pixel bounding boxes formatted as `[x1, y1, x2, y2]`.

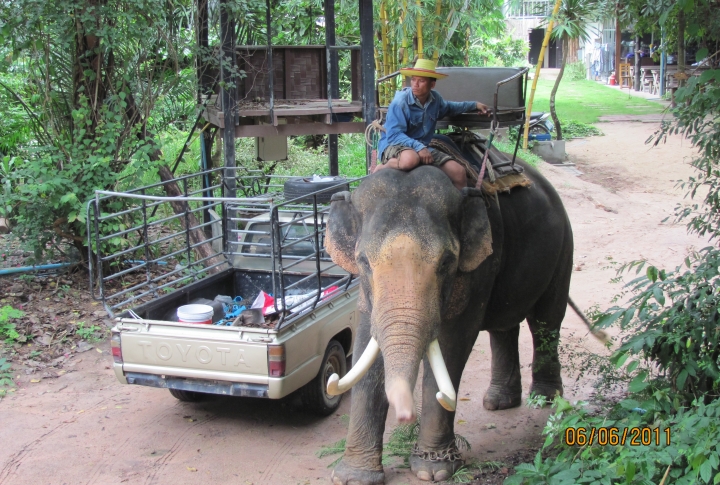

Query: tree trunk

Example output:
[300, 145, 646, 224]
[549, 36, 569, 141]
[634, 35, 641, 91]
[677, 9, 686, 88]
[73, 0, 106, 133]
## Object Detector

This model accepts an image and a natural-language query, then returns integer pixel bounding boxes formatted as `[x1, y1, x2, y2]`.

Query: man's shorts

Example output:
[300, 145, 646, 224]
[381, 145, 454, 167]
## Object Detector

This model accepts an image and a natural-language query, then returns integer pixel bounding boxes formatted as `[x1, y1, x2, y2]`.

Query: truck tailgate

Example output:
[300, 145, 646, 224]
[117, 320, 269, 383]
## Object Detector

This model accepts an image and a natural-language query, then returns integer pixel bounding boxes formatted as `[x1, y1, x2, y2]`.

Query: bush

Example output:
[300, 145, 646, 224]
[595, 252, 720, 403]
[507, 395, 720, 485]
[562, 120, 603, 139]
[468, 35, 529, 68]
[566, 61, 587, 81]
[0, 305, 25, 343]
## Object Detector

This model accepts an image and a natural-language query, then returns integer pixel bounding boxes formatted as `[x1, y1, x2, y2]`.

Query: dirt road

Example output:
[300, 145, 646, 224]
[0, 121, 704, 485]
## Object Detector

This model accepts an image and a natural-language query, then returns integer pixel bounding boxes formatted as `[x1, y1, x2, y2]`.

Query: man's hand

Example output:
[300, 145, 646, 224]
[476, 102, 489, 114]
[418, 148, 433, 165]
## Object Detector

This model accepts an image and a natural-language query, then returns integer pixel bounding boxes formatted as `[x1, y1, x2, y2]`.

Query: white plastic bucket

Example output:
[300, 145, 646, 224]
[177, 304, 214, 325]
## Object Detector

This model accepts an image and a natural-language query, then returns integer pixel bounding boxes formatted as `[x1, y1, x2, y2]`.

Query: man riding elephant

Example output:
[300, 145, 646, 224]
[374, 59, 489, 190]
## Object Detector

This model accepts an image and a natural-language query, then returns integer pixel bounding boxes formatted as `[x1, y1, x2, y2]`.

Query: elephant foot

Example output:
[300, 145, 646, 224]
[331, 460, 385, 485]
[409, 444, 464, 482]
[530, 380, 563, 403]
[483, 384, 522, 410]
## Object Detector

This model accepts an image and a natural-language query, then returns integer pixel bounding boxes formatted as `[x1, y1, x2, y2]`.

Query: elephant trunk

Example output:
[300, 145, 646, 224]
[366, 233, 456, 422]
[374, 307, 432, 423]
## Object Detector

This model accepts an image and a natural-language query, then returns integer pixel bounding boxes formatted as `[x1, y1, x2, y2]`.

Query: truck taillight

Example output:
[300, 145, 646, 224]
[111, 331, 123, 364]
[268, 344, 286, 377]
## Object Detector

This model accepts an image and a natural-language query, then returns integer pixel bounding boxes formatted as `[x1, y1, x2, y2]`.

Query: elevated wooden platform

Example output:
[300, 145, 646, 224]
[205, 98, 364, 137]
[204, 45, 365, 138]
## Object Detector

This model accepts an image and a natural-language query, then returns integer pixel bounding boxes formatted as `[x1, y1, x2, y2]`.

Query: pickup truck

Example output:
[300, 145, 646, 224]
[88, 169, 359, 415]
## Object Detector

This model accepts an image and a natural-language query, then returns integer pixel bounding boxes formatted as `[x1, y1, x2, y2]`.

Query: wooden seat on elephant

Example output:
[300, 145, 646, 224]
[429, 131, 532, 194]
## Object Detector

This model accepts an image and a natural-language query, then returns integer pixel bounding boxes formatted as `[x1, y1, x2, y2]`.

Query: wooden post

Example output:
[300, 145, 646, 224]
[220, 0, 236, 203]
[634, 34, 641, 91]
[615, 15, 621, 83]
[360, 0, 376, 172]
[325, 0, 340, 176]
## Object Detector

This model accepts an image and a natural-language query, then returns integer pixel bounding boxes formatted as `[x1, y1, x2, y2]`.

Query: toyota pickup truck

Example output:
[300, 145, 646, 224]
[88, 169, 359, 415]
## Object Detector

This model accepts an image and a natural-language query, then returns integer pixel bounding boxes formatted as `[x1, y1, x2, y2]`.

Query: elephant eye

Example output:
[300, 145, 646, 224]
[439, 252, 456, 270]
[357, 254, 371, 272]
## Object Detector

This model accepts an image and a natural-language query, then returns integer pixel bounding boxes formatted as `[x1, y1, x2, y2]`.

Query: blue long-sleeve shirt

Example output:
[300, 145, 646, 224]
[377, 88, 478, 158]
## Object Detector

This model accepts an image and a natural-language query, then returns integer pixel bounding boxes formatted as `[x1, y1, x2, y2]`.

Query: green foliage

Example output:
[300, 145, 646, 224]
[594, 251, 720, 403]
[468, 34, 529, 67]
[0, 0, 201, 261]
[0, 67, 34, 157]
[75, 321, 101, 341]
[493, 138, 542, 167]
[316, 438, 346, 468]
[0, 357, 14, 399]
[561, 120, 603, 140]
[566, 61, 587, 81]
[234, 134, 368, 180]
[651, 70, 720, 240]
[507, 394, 720, 485]
[0, 305, 25, 343]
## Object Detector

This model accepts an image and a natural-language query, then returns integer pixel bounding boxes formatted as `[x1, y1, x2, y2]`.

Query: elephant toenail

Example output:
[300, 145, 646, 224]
[417, 470, 432, 481]
[434, 470, 451, 481]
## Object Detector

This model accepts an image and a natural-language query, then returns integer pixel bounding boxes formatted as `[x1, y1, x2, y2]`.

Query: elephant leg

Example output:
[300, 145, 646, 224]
[483, 326, 523, 410]
[332, 316, 389, 485]
[411, 334, 473, 482]
[527, 316, 563, 401]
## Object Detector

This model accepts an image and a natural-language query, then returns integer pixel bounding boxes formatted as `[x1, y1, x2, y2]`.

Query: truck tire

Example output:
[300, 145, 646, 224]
[300, 339, 347, 416]
[168, 388, 206, 402]
[283, 177, 349, 204]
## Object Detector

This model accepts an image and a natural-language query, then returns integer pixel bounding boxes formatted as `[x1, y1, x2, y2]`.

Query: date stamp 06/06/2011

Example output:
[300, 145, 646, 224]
[564, 427, 671, 447]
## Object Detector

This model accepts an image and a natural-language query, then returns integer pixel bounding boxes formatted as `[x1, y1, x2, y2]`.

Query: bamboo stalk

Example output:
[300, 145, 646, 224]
[375, 45, 383, 104]
[433, 0, 442, 62]
[416, 0, 423, 59]
[380, 1, 390, 104]
[522, 0, 562, 149]
[402, 0, 409, 67]
[465, 26, 470, 66]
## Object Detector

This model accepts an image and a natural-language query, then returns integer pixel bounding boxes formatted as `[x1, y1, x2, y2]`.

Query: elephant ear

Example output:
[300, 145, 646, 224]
[325, 191, 360, 274]
[458, 187, 493, 272]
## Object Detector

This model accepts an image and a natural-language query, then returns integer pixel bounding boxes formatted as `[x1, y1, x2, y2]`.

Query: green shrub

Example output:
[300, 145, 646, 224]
[507, 395, 720, 484]
[594, 251, 720, 403]
[0, 357, 14, 398]
[566, 61, 587, 82]
[0, 305, 25, 343]
[562, 120, 603, 139]
[468, 35, 529, 68]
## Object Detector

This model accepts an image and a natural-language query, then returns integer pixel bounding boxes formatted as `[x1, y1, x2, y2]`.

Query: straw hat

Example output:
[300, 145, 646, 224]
[399, 59, 448, 79]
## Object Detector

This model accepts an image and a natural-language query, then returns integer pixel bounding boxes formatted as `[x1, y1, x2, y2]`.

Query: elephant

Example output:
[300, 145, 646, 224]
[323, 162, 574, 484]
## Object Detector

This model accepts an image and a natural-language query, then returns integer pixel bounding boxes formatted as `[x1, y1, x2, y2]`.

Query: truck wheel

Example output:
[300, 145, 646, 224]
[300, 339, 347, 416]
[283, 177, 349, 204]
[168, 388, 206, 402]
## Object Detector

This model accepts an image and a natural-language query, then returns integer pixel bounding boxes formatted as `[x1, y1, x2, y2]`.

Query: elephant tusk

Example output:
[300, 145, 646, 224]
[326, 337, 380, 396]
[427, 339, 457, 412]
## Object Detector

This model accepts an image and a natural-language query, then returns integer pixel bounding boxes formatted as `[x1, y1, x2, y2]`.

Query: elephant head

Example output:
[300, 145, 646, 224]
[325, 167, 493, 422]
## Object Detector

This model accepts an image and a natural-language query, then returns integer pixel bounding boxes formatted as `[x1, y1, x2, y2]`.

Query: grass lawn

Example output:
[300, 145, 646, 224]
[528, 79, 666, 124]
